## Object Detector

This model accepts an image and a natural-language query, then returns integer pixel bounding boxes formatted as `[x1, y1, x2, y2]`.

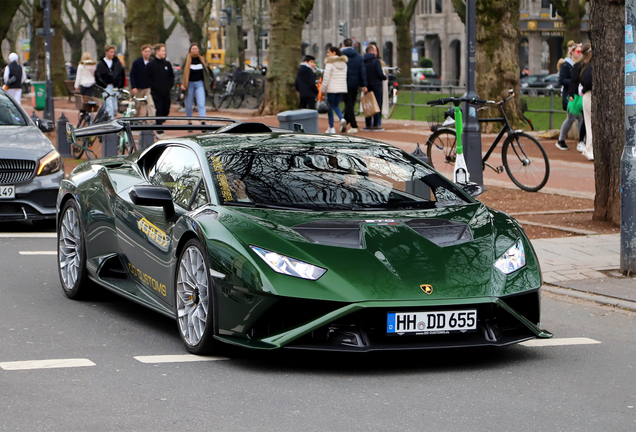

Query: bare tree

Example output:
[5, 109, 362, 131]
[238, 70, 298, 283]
[589, 0, 624, 224]
[451, 0, 524, 129]
[31, 0, 67, 95]
[549, 0, 587, 48]
[392, 0, 419, 79]
[70, 0, 110, 58]
[125, 0, 159, 67]
[244, 0, 269, 66]
[262, 0, 313, 114]
[171, 0, 213, 50]
[0, 0, 22, 67]
[61, 0, 87, 66]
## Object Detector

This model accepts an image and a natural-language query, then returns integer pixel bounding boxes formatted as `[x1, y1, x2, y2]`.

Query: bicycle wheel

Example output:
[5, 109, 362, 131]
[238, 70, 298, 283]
[84, 136, 98, 159]
[426, 128, 457, 181]
[243, 80, 262, 109]
[71, 115, 88, 159]
[231, 89, 244, 108]
[501, 132, 550, 192]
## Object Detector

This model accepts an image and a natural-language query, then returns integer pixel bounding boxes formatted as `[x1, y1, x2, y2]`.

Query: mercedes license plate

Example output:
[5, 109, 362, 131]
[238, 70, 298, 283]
[0, 185, 15, 199]
[387, 310, 477, 335]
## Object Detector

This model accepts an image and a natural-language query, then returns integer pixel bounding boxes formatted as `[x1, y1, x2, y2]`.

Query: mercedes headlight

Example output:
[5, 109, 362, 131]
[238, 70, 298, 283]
[494, 239, 526, 274]
[250, 246, 327, 280]
[37, 149, 63, 176]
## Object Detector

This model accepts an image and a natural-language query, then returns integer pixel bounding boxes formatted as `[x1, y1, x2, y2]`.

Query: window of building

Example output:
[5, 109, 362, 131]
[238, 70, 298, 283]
[243, 30, 248, 50]
[261, 31, 269, 51]
[435, 0, 442, 14]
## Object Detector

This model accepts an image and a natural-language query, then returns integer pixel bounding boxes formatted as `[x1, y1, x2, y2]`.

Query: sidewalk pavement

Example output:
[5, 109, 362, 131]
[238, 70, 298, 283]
[531, 234, 636, 311]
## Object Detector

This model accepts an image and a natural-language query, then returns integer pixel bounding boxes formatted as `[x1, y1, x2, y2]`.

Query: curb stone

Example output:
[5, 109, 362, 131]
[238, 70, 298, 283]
[543, 285, 636, 312]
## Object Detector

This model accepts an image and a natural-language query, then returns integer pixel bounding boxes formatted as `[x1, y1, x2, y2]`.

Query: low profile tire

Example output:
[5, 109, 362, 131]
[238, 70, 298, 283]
[175, 239, 218, 355]
[57, 199, 91, 299]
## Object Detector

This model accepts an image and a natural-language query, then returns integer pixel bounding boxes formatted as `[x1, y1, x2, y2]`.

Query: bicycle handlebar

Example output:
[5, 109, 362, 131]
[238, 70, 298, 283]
[427, 97, 488, 106]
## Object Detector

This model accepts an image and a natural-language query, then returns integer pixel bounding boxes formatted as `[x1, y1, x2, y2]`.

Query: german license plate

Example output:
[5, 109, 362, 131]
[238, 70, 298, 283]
[0, 185, 15, 199]
[387, 310, 477, 335]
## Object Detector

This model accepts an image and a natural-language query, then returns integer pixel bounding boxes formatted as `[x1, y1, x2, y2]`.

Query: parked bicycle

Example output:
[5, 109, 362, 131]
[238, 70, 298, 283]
[72, 85, 115, 159]
[425, 90, 550, 192]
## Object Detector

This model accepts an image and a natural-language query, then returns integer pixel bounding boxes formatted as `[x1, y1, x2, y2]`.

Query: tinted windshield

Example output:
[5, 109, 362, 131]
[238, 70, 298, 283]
[207, 146, 470, 211]
[0, 93, 27, 126]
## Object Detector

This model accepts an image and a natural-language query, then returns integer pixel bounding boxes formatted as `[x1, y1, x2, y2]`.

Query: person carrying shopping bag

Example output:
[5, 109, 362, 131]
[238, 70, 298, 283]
[319, 47, 348, 134]
[555, 41, 581, 151]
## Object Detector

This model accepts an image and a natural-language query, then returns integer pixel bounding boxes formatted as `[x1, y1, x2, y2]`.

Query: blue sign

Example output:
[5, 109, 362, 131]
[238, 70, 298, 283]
[627, 25, 634, 44]
[626, 86, 636, 106]
[627, 53, 636, 75]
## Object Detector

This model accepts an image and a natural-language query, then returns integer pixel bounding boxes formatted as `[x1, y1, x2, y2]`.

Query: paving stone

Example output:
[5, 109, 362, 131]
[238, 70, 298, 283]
[580, 270, 607, 279]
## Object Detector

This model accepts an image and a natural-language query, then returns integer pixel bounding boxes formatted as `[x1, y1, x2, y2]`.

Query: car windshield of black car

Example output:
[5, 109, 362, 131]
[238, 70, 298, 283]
[0, 94, 27, 126]
[207, 146, 471, 211]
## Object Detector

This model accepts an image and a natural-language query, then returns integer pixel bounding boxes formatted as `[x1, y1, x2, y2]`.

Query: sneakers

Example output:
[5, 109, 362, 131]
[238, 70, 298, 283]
[555, 140, 569, 150]
[340, 118, 347, 133]
[576, 141, 585, 152]
[325, 127, 336, 133]
[347, 128, 358, 134]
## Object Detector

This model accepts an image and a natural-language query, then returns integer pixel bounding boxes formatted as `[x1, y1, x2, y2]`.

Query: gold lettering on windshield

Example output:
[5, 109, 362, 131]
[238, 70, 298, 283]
[211, 156, 233, 202]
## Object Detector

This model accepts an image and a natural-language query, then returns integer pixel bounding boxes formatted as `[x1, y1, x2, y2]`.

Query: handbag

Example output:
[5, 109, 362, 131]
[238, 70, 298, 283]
[567, 94, 583, 116]
[361, 91, 380, 117]
[317, 100, 330, 114]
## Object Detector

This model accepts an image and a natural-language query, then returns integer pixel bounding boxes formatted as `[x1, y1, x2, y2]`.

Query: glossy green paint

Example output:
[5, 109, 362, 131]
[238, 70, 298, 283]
[56, 132, 548, 350]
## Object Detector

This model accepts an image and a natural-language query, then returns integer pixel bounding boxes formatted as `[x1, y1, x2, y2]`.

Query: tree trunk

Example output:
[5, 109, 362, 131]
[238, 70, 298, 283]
[590, 0, 624, 225]
[50, 0, 68, 95]
[125, 0, 159, 69]
[392, 0, 419, 80]
[475, 0, 524, 129]
[262, 0, 313, 114]
[0, 0, 22, 67]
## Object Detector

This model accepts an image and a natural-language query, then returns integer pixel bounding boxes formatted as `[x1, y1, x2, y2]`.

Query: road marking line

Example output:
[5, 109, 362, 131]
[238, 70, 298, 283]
[0, 358, 96, 371]
[134, 355, 229, 364]
[19, 251, 57, 255]
[520, 337, 601, 347]
[0, 233, 56, 238]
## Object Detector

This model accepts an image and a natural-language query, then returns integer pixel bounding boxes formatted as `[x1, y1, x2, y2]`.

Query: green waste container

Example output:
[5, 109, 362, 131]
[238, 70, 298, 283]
[31, 81, 46, 110]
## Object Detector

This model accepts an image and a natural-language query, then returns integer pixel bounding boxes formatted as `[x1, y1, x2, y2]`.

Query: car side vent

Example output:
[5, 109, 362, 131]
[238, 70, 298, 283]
[98, 255, 129, 280]
[292, 221, 363, 249]
[405, 219, 473, 247]
[214, 122, 273, 134]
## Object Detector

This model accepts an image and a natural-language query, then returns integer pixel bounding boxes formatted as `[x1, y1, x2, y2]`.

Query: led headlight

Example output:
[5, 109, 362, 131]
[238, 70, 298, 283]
[37, 150, 63, 176]
[250, 246, 327, 280]
[494, 239, 526, 274]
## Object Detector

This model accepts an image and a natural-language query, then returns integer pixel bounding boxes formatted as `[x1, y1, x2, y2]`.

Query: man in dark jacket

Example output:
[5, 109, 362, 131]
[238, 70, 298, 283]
[341, 39, 367, 133]
[95, 45, 125, 118]
[555, 42, 581, 151]
[295, 55, 318, 109]
[129, 44, 156, 116]
[363, 45, 386, 130]
[145, 43, 175, 126]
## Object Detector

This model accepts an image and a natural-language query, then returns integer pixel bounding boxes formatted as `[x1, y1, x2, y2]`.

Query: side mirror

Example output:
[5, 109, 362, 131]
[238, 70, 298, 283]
[66, 123, 78, 148]
[459, 182, 483, 198]
[129, 185, 176, 221]
[38, 118, 55, 132]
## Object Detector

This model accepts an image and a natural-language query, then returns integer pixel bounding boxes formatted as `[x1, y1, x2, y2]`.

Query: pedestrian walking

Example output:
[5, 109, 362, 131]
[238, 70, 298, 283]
[569, 43, 593, 161]
[555, 41, 582, 151]
[95, 45, 125, 118]
[295, 55, 318, 109]
[363, 44, 387, 130]
[3, 53, 26, 105]
[319, 47, 348, 134]
[340, 39, 367, 133]
[74, 52, 97, 96]
[145, 43, 174, 127]
[129, 44, 156, 116]
[181, 43, 213, 123]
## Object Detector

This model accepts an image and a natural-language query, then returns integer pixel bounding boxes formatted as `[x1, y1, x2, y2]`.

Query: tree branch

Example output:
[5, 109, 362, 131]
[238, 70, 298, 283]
[450, 0, 466, 23]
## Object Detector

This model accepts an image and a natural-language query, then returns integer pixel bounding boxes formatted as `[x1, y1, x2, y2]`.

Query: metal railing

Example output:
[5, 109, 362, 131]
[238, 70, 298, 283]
[394, 84, 562, 129]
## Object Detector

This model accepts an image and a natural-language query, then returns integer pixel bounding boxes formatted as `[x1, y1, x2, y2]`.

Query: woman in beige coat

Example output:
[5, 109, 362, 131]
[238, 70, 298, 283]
[74, 52, 97, 96]
[320, 47, 348, 133]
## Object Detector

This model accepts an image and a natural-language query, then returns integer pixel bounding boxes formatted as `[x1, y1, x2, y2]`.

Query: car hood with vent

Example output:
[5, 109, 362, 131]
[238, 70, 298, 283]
[211, 203, 541, 303]
[0, 126, 55, 160]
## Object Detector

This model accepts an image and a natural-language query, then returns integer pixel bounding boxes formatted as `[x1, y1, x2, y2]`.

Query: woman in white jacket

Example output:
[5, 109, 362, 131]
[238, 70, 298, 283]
[74, 52, 97, 96]
[320, 47, 348, 133]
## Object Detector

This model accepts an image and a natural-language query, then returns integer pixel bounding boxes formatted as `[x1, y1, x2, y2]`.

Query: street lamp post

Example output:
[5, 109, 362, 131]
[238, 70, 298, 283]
[42, 0, 54, 121]
[462, 0, 482, 186]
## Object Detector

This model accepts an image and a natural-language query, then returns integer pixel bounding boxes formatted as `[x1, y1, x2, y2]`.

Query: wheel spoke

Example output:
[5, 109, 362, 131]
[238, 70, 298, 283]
[176, 245, 210, 346]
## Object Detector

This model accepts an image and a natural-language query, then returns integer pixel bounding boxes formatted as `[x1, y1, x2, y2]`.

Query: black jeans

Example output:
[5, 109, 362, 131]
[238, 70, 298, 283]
[344, 86, 359, 128]
[151, 91, 171, 125]
[365, 84, 383, 128]
[299, 97, 316, 110]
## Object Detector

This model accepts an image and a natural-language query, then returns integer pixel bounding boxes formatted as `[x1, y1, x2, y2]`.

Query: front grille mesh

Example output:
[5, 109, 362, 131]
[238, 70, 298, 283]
[0, 159, 36, 184]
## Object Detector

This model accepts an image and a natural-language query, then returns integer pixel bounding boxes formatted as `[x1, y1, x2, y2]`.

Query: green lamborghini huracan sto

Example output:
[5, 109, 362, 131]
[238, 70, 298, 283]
[57, 120, 551, 354]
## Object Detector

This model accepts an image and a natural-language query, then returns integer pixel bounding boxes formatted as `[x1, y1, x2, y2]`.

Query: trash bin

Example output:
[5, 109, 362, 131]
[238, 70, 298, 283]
[277, 109, 319, 134]
[31, 81, 46, 110]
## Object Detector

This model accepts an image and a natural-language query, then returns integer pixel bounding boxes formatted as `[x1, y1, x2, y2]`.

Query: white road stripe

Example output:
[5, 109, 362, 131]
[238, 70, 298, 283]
[0, 358, 96, 371]
[520, 337, 601, 347]
[0, 233, 56, 238]
[134, 355, 229, 364]
[19, 251, 56, 255]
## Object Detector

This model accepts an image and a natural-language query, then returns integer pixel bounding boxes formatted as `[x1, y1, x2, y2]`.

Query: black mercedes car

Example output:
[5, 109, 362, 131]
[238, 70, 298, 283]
[0, 89, 62, 222]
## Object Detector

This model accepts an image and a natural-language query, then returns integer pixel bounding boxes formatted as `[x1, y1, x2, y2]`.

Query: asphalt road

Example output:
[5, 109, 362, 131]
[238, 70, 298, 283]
[1, 226, 635, 431]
